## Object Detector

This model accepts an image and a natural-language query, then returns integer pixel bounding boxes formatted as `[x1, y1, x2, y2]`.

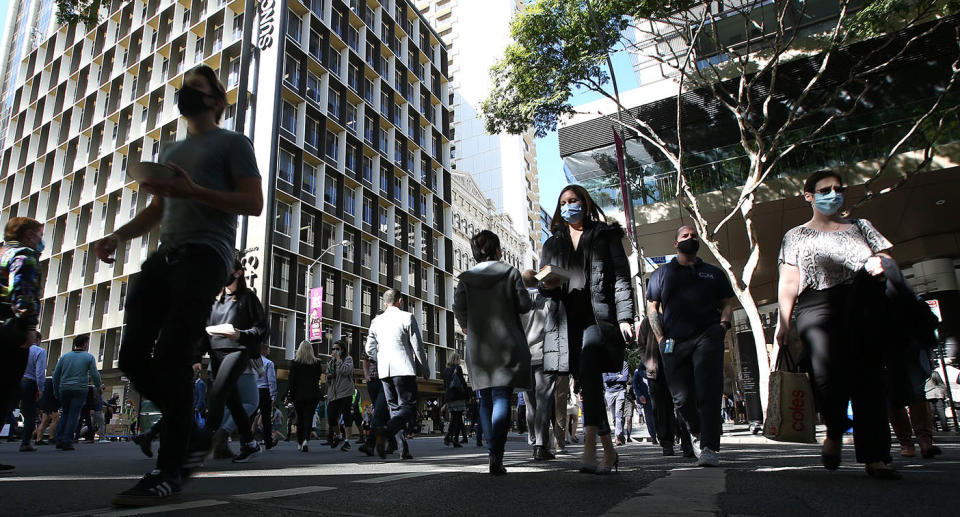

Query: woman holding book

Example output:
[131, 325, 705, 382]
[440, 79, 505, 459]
[539, 184, 635, 474]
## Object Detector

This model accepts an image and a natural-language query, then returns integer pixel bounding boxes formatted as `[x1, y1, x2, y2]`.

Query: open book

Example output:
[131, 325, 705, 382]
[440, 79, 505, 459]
[535, 265, 573, 284]
[205, 323, 236, 336]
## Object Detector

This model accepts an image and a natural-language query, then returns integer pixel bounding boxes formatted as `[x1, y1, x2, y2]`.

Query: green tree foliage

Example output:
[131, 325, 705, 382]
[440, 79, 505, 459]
[55, 0, 103, 28]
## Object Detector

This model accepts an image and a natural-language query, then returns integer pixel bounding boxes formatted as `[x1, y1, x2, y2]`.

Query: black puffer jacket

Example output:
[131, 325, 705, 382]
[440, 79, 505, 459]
[540, 221, 634, 373]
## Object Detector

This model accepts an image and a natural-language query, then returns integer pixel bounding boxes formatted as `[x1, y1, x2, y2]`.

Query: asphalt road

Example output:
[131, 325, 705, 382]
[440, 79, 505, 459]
[1, 430, 959, 516]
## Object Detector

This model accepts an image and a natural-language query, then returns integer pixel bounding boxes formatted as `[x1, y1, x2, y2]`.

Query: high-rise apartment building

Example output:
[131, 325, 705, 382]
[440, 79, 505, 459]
[415, 0, 541, 269]
[0, 0, 456, 394]
[0, 0, 56, 150]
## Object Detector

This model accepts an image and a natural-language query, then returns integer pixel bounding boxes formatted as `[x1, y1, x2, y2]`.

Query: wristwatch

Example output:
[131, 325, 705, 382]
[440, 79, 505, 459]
[720, 320, 732, 330]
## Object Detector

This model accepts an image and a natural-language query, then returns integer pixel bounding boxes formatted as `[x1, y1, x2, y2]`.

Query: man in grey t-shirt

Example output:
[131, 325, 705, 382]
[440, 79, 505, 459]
[94, 65, 262, 507]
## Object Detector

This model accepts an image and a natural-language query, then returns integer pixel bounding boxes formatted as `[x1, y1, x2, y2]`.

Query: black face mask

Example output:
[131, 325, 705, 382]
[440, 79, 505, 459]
[677, 238, 700, 255]
[178, 85, 213, 117]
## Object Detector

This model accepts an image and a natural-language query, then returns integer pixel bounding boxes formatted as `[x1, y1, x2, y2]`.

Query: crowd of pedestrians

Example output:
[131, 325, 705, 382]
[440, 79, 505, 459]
[0, 62, 956, 509]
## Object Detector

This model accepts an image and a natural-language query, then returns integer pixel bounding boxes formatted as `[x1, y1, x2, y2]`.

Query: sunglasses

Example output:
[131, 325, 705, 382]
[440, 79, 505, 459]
[816, 185, 846, 194]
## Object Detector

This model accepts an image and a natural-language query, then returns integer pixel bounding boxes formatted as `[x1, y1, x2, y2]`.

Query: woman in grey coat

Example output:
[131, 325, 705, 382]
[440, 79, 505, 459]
[454, 230, 532, 475]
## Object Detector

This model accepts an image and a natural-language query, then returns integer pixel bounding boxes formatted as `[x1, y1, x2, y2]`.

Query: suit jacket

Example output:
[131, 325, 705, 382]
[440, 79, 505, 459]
[365, 306, 428, 378]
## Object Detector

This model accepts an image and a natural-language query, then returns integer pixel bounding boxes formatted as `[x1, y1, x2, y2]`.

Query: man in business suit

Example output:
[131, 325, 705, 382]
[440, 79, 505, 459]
[365, 289, 429, 460]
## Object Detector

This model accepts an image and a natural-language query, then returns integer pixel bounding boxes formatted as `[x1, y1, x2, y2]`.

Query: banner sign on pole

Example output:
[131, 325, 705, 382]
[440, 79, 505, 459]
[308, 287, 323, 341]
[927, 299, 943, 322]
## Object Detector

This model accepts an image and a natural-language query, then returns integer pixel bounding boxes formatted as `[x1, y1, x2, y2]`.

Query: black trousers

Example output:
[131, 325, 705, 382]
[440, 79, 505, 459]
[118, 246, 226, 474]
[569, 311, 613, 436]
[0, 341, 28, 420]
[660, 325, 725, 452]
[796, 285, 891, 464]
[382, 376, 418, 436]
[445, 410, 464, 443]
[326, 397, 352, 440]
[257, 388, 273, 441]
[205, 350, 254, 444]
[293, 398, 318, 444]
[648, 370, 691, 451]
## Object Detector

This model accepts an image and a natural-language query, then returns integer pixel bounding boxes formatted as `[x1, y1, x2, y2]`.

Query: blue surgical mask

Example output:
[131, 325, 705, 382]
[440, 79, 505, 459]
[561, 202, 583, 223]
[35, 239, 45, 253]
[813, 191, 844, 216]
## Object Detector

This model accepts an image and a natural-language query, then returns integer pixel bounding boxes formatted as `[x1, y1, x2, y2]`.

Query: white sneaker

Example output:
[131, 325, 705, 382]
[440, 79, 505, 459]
[690, 435, 702, 458]
[697, 447, 720, 467]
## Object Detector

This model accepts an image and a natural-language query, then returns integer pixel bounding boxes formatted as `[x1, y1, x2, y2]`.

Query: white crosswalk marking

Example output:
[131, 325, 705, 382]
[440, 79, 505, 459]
[234, 486, 336, 500]
[100, 499, 227, 516]
[353, 472, 436, 483]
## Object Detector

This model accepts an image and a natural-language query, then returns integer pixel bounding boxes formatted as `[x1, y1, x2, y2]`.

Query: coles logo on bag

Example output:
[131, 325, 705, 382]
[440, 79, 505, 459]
[790, 389, 806, 431]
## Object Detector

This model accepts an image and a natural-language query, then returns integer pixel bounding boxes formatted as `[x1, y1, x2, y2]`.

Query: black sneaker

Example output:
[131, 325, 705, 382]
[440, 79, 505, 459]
[232, 442, 261, 463]
[340, 441, 352, 452]
[0, 464, 15, 471]
[329, 437, 341, 449]
[132, 434, 153, 458]
[112, 470, 182, 507]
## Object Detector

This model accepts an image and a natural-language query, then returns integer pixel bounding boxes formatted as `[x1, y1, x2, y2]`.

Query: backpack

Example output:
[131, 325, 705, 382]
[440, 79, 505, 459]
[448, 368, 466, 398]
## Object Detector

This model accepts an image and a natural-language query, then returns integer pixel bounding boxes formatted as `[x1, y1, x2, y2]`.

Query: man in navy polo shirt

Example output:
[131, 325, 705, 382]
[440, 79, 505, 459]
[646, 225, 735, 467]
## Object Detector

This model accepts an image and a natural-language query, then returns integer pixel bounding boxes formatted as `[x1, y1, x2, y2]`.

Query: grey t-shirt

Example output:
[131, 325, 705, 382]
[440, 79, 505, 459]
[158, 128, 260, 278]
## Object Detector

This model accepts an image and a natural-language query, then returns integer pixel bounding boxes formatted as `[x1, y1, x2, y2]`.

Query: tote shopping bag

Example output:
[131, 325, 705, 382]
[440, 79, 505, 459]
[762, 347, 817, 443]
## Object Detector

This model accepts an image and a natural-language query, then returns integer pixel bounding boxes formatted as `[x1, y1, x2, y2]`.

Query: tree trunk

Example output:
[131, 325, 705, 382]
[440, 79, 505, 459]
[736, 288, 771, 419]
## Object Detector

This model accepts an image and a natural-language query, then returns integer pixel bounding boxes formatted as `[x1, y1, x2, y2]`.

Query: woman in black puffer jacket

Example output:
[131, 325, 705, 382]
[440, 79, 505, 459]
[540, 184, 634, 475]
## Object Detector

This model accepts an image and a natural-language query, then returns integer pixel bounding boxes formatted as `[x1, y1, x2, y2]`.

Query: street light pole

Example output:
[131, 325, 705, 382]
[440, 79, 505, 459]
[305, 239, 351, 342]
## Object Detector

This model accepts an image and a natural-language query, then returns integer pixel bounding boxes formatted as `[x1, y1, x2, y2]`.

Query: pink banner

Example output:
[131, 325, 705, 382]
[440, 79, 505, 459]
[308, 287, 323, 341]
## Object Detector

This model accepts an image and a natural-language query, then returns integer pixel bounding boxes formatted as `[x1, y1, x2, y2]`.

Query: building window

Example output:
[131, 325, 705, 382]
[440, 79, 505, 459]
[287, 12, 302, 41]
[364, 115, 375, 143]
[278, 150, 295, 184]
[284, 55, 301, 86]
[348, 63, 360, 92]
[393, 177, 402, 201]
[379, 167, 389, 193]
[324, 274, 335, 304]
[274, 255, 290, 290]
[306, 73, 322, 104]
[309, 30, 323, 62]
[362, 197, 373, 224]
[302, 164, 317, 195]
[346, 103, 358, 134]
[362, 287, 372, 314]
[379, 206, 388, 233]
[324, 175, 337, 205]
[344, 186, 356, 216]
[301, 212, 315, 246]
[325, 131, 339, 160]
[328, 89, 340, 118]
[343, 279, 354, 309]
[379, 128, 389, 154]
[306, 117, 321, 149]
[362, 155, 373, 183]
[379, 249, 388, 275]
[276, 201, 292, 236]
[281, 101, 297, 134]
[361, 240, 372, 268]
[346, 143, 357, 172]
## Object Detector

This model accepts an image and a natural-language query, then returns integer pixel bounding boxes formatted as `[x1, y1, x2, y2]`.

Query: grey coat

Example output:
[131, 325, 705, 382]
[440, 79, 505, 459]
[453, 261, 533, 390]
[521, 290, 549, 365]
[540, 222, 635, 373]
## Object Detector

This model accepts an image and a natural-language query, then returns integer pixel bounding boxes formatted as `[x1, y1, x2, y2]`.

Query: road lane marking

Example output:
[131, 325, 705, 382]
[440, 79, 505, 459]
[353, 472, 435, 483]
[100, 499, 227, 516]
[602, 468, 726, 516]
[0, 475, 141, 482]
[234, 486, 336, 500]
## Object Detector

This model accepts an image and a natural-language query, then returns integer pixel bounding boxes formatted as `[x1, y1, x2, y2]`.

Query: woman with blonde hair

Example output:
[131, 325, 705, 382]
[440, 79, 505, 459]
[442, 352, 468, 448]
[287, 341, 323, 451]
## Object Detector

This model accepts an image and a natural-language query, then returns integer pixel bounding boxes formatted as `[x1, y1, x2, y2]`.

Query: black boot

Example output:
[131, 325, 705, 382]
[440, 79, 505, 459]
[489, 452, 507, 475]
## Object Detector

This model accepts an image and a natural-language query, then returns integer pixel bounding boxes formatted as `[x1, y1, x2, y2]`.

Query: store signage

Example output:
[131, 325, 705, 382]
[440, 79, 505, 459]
[927, 299, 943, 322]
[308, 287, 323, 341]
[257, 0, 277, 50]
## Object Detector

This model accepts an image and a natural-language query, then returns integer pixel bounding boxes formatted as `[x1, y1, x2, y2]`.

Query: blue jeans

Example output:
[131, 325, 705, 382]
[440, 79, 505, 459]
[56, 389, 88, 446]
[478, 387, 512, 456]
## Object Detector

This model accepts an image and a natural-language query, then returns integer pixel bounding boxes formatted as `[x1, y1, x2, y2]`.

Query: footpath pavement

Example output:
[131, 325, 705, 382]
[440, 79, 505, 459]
[1, 429, 959, 516]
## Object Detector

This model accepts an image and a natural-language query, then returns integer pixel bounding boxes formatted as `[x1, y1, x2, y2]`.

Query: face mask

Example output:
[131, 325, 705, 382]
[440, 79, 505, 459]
[677, 238, 699, 255]
[527, 287, 539, 296]
[560, 202, 583, 224]
[813, 191, 844, 215]
[35, 238, 45, 253]
[177, 85, 213, 117]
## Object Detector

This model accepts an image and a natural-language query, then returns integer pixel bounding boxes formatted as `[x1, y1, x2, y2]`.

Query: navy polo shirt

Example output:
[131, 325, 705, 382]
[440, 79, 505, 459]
[646, 257, 734, 340]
